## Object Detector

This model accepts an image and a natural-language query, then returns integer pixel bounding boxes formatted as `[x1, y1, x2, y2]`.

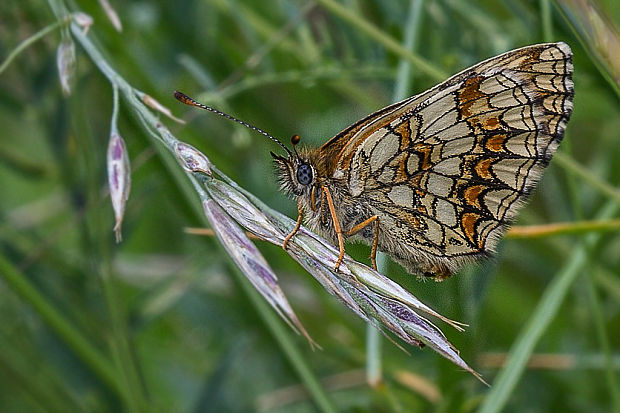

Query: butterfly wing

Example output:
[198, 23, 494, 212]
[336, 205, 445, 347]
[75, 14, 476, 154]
[321, 42, 574, 273]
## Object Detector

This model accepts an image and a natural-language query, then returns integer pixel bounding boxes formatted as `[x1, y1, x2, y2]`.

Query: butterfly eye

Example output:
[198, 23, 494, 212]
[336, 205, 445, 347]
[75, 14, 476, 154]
[296, 163, 313, 185]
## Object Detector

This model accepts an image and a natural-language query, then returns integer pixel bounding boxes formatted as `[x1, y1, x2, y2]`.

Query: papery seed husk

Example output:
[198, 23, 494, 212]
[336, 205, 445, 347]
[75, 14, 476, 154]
[56, 38, 76, 96]
[107, 133, 131, 242]
[174, 142, 212, 175]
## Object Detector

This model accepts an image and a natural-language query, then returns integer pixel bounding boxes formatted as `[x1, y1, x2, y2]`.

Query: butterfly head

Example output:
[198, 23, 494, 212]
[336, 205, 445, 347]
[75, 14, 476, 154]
[271, 135, 317, 197]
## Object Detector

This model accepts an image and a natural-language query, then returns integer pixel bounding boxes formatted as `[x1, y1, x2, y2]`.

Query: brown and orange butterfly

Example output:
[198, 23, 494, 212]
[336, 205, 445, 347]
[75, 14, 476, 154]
[175, 42, 574, 281]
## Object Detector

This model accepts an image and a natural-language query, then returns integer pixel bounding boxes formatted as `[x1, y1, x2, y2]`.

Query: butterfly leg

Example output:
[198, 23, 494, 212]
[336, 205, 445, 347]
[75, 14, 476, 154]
[322, 186, 345, 271]
[282, 201, 303, 251]
[371, 220, 379, 271]
[310, 185, 318, 212]
[344, 215, 380, 270]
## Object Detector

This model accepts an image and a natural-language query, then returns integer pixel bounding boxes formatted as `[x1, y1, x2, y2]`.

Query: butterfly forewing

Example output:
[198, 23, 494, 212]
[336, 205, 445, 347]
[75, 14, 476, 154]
[319, 42, 573, 276]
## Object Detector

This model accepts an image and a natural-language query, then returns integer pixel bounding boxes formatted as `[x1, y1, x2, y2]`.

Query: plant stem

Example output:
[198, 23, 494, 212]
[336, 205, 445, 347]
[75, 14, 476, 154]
[540, 0, 553, 42]
[506, 219, 620, 239]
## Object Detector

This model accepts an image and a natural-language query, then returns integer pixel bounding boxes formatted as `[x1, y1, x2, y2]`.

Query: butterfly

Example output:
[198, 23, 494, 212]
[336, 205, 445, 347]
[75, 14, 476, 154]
[175, 42, 574, 280]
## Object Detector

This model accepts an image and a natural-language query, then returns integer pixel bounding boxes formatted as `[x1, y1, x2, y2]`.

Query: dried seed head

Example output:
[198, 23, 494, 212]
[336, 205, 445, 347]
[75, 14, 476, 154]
[202, 167, 483, 381]
[56, 38, 76, 96]
[107, 133, 131, 242]
[174, 142, 212, 176]
[201, 198, 315, 346]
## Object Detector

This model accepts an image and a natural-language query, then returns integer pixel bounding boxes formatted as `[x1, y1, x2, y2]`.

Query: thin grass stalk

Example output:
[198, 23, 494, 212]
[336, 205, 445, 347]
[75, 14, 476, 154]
[203, 66, 394, 102]
[203, 0, 385, 111]
[206, 0, 306, 62]
[478, 352, 620, 370]
[559, 133, 584, 220]
[595, 270, 620, 304]
[540, 0, 553, 42]
[0, 333, 85, 411]
[100, 259, 149, 413]
[506, 219, 620, 238]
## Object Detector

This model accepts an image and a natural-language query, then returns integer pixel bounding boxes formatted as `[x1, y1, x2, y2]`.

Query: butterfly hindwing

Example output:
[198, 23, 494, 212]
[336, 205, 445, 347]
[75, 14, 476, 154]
[321, 43, 573, 272]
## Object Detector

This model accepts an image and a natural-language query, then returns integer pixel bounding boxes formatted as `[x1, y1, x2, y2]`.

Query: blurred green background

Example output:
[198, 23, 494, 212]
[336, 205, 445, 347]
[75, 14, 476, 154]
[1, 0, 619, 411]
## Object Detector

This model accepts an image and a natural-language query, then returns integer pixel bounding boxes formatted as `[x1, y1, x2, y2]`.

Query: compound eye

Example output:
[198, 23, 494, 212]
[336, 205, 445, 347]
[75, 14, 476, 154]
[296, 163, 313, 185]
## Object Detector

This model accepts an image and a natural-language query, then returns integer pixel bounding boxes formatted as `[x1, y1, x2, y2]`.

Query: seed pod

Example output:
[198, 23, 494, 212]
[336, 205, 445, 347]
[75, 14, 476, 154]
[107, 133, 131, 242]
[174, 142, 212, 176]
[56, 37, 76, 96]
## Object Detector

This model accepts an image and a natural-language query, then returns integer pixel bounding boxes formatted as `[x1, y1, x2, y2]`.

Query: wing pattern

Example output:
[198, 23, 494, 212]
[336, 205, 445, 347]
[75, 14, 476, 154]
[326, 43, 573, 265]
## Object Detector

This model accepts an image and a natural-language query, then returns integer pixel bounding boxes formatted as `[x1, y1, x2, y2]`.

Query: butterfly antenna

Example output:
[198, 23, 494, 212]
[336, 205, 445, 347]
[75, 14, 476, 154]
[174, 91, 293, 157]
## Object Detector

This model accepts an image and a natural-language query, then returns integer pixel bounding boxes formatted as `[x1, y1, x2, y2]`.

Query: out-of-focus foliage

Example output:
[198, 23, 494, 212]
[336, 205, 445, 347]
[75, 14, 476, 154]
[0, 0, 619, 412]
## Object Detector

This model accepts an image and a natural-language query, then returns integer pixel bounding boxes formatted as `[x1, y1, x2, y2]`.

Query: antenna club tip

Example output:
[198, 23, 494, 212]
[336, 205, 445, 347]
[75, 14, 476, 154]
[174, 90, 195, 106]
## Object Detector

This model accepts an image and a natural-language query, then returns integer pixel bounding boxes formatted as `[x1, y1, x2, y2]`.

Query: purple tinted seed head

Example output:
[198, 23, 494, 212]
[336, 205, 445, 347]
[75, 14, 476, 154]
[112, 164, 119, 189]
[113, 138, 123, 160]
[385, 300, 424, 325]
[247, 258, 278, 286]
